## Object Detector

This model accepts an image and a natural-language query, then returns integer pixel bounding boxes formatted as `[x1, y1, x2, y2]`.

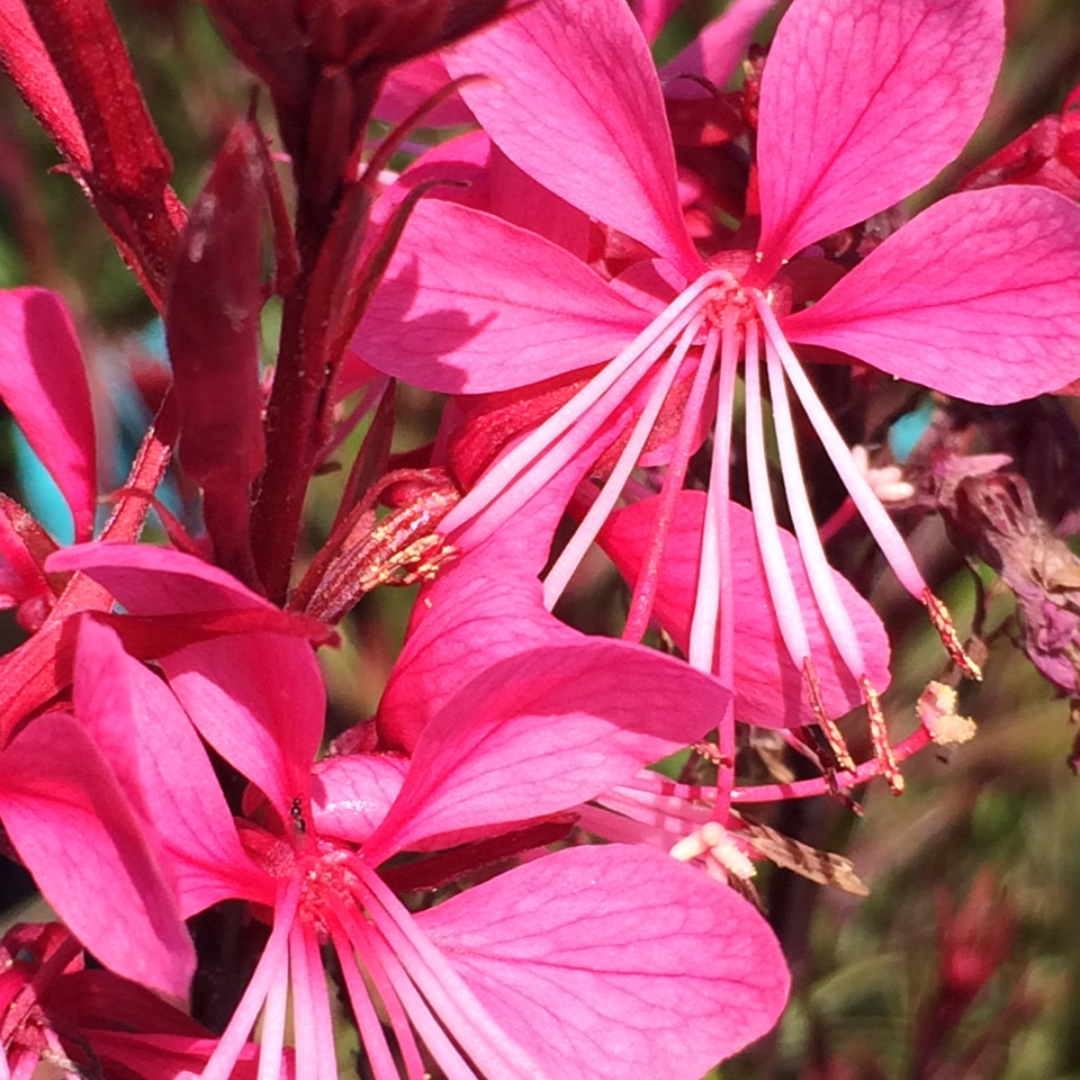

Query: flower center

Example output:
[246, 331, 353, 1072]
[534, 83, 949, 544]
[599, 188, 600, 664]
[297, 847, 359, 937]
[701, 251, 792, 334]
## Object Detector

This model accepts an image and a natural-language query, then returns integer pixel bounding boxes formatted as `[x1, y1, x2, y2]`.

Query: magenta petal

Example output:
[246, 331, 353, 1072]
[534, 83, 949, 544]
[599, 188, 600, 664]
[311, 753, 407, 844]
[364, 643, 729, 864]
[367, 130, 492, 231]
[0, 289, 96, 539]
[444, 0, 700, 276]
[48, 541, 271, 610]
[360, 200, 647, 392]
[369, 132, 590, 258]
[632, 0, 683, 42]
[48, 543, 324, 815]
[372, 53, 473, 127]
[417, 844, 790, 1078]
[602, 494, 891, 727]
[159, 633, 323, 818]
[486, 145, 591, 260]
[757, 0, 1003, 263]
[0, 712, 194, 998]
[377, 460, 596, 753]
[661, 0, 777, 94]
[376, 563, 578, 753]
[74, 618, 270, 913]
[783, 187, 1080, 404]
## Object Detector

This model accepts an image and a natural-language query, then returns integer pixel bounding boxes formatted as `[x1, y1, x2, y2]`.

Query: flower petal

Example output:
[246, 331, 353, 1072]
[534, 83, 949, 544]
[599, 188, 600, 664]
[376, 460, 595, 752]
[0, 289, 96, 540]
[601, 493, 891, 727]
[417, 844, 789, 1079]
[444, 0, 700, 276]
[372, 53, 473, 127]
[757, 0, 1002, 264]
[48, 543, 324, 815]
[632, 0, 682, 42]
[74, 617, 270, 913]
[0, 712, 194, 998]
[783, 187, 1080, 404]
[311, 753, 407, 844]
[360, 200, 647, 392]
[364, 642, 729, 864]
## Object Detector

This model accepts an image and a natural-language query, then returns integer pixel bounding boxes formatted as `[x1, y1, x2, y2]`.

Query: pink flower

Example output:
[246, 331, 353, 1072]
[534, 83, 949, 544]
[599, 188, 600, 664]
[29, 542, 789, 1079]
[359, 0, 1080, 787]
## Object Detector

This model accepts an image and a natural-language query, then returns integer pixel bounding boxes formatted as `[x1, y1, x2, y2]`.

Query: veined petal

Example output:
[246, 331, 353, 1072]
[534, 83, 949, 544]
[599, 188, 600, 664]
[757, 0, 1003, 264]
[74, 618, 270, 913]
[417, 844, 789, 1079]
[48, 543, 324, 817]
[0, 712, 194, 999]
[486, 145, 592, 259]
[444, 0, 701, 276]
[376, 564, 580, 753]
[602, 493, 891, 728]
[370, 131, 591, 257]
[376, 460, 593, 753]
[783, 187, 1080, 404]
[365, 643, 730, 864]
[311, 753, 408, 844]
[360, 200, 648, 393]
[0, 289, 96, 540]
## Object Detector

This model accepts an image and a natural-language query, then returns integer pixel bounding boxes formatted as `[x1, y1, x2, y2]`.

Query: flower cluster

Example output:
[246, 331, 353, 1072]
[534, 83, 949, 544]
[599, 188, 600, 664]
[0, 0, 1077, 1076]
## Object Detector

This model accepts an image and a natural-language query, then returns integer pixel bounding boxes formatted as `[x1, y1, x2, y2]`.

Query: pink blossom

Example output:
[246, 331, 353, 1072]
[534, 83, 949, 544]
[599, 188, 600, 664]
[359, 0, 1080, 788]
[36, 542, 789, 1079]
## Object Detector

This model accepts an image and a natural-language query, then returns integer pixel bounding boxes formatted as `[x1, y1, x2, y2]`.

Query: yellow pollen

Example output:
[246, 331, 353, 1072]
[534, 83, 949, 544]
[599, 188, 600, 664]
[918, 681, 977, 746]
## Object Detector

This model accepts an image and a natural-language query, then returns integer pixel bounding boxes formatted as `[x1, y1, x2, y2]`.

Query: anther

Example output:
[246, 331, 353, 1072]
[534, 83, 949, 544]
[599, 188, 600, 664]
[922, 589, 982, 680]
[671, 821, 756, 881]
[862, 676, 903, 795]
[917, 681, 976, 746]
[804, 658, 856, 773]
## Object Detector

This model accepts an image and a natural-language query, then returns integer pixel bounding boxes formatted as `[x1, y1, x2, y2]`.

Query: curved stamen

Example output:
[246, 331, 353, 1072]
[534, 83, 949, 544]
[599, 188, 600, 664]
[327, 916, 409, 1080]
[289, 923, 336, 1080]
[756, 302, 980, 679]
[762, 326, 868, 682]
[542, 315, 704, 607]
[692, 315, 741, 810]
[440, 272, 734, 547]
[256, 956, 290, 1080]
[350, 858, 545, 1080]
[762, 319, 902, 785]
[330, 895, 468, 1080]
[743, 321, 813, 673]
[744, 318, 862, 772]
[620, 322, 720, 643]
[201, 876, 300, 1080]
[688, 316, 738, 673]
